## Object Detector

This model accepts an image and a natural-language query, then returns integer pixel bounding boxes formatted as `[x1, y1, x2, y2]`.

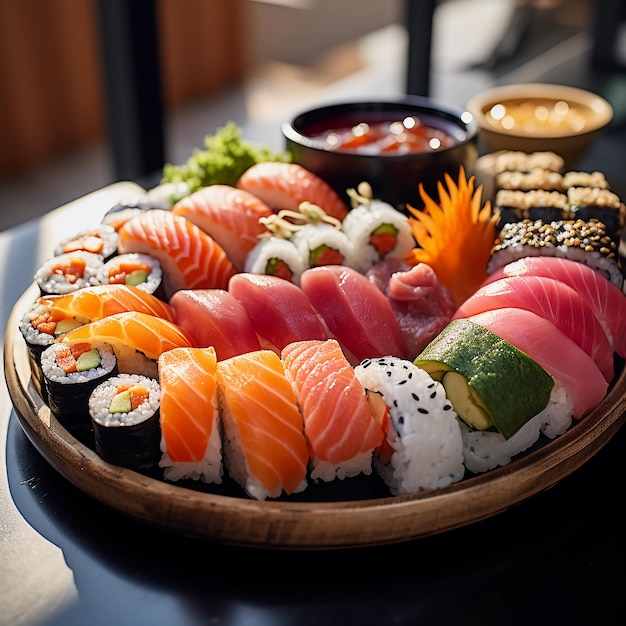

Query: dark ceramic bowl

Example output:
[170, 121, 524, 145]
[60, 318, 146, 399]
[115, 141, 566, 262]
[281, 97, 479, 212]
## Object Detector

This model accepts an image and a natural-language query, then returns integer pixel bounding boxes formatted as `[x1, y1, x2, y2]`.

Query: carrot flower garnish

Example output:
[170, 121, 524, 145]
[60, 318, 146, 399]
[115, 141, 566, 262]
[404, 166, 500, 307]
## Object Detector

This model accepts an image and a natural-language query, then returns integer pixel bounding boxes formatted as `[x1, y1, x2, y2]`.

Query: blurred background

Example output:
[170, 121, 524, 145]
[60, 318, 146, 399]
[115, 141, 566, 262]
[0, 0, 625, 231]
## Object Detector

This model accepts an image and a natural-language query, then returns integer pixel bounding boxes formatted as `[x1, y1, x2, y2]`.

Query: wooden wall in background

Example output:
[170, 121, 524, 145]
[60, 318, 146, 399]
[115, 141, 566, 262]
[0, 0, 248, 178]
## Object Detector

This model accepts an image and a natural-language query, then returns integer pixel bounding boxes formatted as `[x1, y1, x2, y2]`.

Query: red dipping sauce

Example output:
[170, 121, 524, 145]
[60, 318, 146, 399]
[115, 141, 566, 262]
[309, 115, 458, 155]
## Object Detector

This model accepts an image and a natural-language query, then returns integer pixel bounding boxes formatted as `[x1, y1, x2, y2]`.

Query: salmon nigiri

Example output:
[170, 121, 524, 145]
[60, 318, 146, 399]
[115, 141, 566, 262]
[281, 339, 384, 482]
[42, 284, 177, 325]
[59, 311, 194, 378]
[216, 350, 309, 500]
[236, 162, 349, 221]
[158, 347, 222, 483]
[171, 184, 273, 271]
[117, 209, 237, 299]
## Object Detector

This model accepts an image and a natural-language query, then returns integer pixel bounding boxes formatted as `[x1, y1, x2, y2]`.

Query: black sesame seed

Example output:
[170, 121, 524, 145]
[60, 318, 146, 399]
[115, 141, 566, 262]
[418, 407, 429, 414]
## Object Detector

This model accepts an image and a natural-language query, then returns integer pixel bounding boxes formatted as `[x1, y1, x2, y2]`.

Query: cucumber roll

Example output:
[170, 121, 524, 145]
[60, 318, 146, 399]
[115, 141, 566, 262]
[244, 236, 307, 284]
[54, 225, 119, 261]
[35, 251, 104, 296]
[89, 374, 161, 470]
[41, 341, 118, 444]
[97, 252, 164, 298]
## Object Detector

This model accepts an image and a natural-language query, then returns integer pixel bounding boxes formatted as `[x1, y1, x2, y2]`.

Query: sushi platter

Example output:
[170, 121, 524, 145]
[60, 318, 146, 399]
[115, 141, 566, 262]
[5, 140, 626, 548]
[5, 284, 626, 548]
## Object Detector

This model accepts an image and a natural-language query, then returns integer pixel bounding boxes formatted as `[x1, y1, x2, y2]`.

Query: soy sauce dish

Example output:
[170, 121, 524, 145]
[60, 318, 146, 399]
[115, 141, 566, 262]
[281, 98, 479, 212]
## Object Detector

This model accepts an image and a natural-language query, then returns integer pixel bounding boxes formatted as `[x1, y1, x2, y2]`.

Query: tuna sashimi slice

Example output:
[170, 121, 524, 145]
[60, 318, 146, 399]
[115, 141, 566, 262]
[482, 256, 626, 358]
[171, 184, 273, 271]
[281, 339, 383, 478]
[300, 265, 406, 365]
[467, 307, 608, 419]
[454, 275, 615, 383]
[228, 273, 327, 353]
[169, 289, 262, 360]
[366, 258, 457, 360]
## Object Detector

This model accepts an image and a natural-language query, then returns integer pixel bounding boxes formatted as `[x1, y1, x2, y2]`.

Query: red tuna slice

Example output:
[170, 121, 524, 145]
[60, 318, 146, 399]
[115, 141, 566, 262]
[171, 184, 273, 271]
[299, 265, 406, 365]
[169, 289, 262, 360]
[228, 273, 327, 353]
[366, 258, 457, 360]
[482, 256, 626, 359]
[453, 275, 615, 383]
[467, 307, 608, 419]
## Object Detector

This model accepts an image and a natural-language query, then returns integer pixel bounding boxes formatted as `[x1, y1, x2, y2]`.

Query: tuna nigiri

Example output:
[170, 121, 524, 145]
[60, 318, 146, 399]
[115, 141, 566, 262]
[300, 265, 406, 365]
[453, 275, 615, 383]
[117, 209, 237, 299]
[216, 350, 309, 500]
[466, 307, 608, 419]
[171, 184, 273, 271]
[481, 256, 626, 358]
[228, 273, 328, 352]
[236, 161, 349, 221]
[281, 339, 384, 481]
[59, 311, 194, 378]
[169, 289, 262, 360]
[158, 347, 222, 483]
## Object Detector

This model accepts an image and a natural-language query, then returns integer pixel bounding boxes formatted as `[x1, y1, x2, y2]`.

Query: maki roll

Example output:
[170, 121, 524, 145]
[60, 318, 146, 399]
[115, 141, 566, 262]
[494, 189, 570, 228]
[54, 225, 119, 261]
[244, 236, 307, 284]
[341, 187, 415, 273]
[566, 186, 625, 239]
[97, 252, 163, 298]
[492, 150, 564, 174]
[34, 250, 104, 296]
[290, 222, 356, 270]
[354, 356, 465, 495]
[487, 218, 624, 289]
[89, 373, 161, 470]
[561, 170, 610, 190]
[41, 341, 118, 444]
[495, 168, 563, 193]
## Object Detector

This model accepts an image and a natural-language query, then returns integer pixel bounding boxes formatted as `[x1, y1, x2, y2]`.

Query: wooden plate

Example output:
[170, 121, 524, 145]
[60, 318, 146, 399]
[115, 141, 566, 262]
[5, 283, 626, 549]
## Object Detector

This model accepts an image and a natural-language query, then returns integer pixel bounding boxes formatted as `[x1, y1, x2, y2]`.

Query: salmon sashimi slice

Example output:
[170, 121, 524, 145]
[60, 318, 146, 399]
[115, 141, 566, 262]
[300, 265, 406, 365]
[482, 256, 626, 359]
[281, 339, 383, 481]
[467, 307, 608, 419]
[228, 272, 328, 353]
[171, 184, 273, 271]
[216, 350, 309, 500]
[59, 311, 194, 377]
[236, 161, 349, 221]
[158, 347, 223, 483]
[117, 209, 237, 299]
[169, 289, 262, 360]
[42, 284, 177, 324]
[453, 275, 615, 383]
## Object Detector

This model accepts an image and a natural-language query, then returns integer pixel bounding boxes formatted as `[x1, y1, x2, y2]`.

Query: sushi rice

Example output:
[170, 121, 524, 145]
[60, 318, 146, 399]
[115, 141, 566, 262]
[354, 356, 465, 495]
[461, 381, 573, 473]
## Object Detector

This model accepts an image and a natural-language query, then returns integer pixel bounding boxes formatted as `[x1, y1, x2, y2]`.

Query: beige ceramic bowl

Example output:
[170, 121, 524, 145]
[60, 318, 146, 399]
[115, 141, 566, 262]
[465, 83, 613, 169]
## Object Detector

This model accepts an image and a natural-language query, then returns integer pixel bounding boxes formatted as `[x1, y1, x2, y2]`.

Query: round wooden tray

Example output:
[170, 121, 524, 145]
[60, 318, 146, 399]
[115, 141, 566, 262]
[5, 283, 626, 549]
